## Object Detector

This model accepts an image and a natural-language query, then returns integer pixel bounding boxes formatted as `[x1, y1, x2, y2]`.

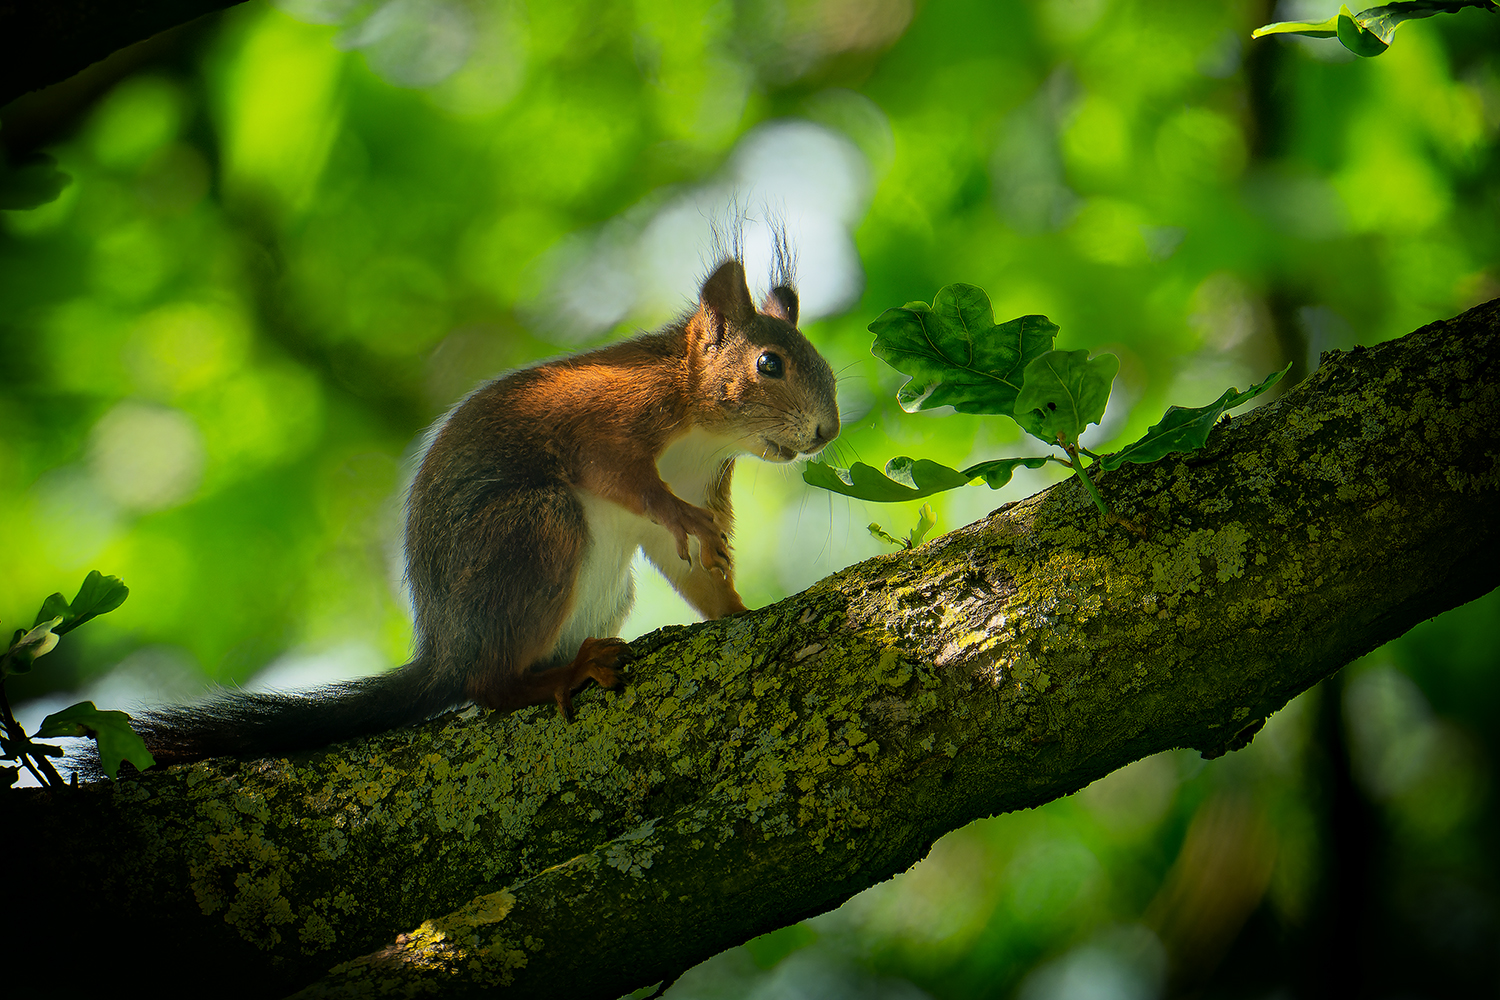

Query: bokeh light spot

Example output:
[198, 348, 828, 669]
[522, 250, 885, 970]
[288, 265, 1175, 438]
[125, 301, 253, 399]
[87, 76, 186, 172]
[88, 402, 206, 512]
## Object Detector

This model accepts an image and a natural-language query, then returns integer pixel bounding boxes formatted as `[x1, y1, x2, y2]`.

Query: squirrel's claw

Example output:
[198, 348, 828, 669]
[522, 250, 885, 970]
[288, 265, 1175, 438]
[657, 495, 733, 575]
[549, 637, 633, 722]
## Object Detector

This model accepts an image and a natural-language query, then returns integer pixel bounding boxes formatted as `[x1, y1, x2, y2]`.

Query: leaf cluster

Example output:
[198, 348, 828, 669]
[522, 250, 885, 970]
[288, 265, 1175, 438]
[805, 283, 1289, 520]
[1, 572, 152, 788]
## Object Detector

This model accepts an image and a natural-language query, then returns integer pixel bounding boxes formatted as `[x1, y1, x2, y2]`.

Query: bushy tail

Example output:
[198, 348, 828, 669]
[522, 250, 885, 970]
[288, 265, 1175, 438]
[97, 657, 463, 776]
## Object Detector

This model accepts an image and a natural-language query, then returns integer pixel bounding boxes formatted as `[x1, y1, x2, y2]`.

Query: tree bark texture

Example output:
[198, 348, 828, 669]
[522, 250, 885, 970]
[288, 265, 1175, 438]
[0, 0, 246, 107]
[4, 299, 1498, 998]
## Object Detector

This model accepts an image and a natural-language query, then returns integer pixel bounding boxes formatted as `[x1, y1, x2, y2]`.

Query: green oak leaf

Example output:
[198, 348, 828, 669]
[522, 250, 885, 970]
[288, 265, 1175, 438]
[1336, 4, 1393, 55]
[869, 283, 1058, 415]
[1013, 350, 1121, 447]
[1100, 363, 1293, 471]
[33, 570, 129, 635]
[909, 503, 937, 547]
[1347, 1, 1496, 48]
[804, 455, 1053, 502]
[1251, 2, 1490, 57]
[868, 523, 905, 547]
[6, 616, 63, 674]
[36, 701, 155, 780]
[35, 591, 71, 624]
[962, 456, 1053, 489]
[803, 457, 974, 501]
[1251, 13, 1341, 38]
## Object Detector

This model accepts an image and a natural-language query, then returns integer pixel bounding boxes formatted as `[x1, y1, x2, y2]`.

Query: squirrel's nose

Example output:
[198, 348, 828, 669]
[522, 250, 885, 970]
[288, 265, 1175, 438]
[812, 416, 840, 449]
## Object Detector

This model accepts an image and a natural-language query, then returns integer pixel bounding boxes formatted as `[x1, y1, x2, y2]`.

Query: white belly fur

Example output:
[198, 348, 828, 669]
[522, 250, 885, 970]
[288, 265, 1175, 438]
[552, 428, 744, 661]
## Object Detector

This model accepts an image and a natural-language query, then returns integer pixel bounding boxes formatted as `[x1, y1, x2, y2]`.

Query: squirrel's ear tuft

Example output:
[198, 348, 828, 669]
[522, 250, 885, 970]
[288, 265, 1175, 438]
[694, 259, 755, 352]
[761, 286, 798, 327]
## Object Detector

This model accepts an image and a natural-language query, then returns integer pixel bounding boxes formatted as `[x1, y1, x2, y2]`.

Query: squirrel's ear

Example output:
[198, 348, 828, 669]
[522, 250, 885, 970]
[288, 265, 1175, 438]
[761, 286, 798, 326]
[693, 259, 755, 353]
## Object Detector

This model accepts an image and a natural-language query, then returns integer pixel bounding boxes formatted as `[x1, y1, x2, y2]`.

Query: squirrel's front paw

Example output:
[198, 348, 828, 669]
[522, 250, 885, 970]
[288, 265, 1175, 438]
[669, 502, 730, 572]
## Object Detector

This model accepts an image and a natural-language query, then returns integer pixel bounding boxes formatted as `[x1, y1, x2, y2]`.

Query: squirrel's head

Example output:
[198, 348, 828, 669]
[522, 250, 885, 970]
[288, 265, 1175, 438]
[686, 259, 840, 462]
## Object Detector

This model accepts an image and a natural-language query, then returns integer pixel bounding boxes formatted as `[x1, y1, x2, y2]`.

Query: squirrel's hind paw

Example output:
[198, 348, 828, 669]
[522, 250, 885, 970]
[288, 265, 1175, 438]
[552, 637, 633, 722]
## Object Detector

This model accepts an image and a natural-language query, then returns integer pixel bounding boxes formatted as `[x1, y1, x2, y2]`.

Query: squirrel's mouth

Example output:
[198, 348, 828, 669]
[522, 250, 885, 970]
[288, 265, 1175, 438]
[759, 438, 800, 463]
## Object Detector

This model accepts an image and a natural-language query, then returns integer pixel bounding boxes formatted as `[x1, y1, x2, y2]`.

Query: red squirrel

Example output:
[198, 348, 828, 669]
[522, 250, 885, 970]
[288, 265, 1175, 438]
[130, 257, 840, 768]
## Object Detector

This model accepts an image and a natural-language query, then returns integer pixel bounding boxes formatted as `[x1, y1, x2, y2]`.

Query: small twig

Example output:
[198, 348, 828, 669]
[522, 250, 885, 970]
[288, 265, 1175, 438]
[0, 673, 67, 790]
[20, 753, 50, 788]
[33, 743, 66, 789]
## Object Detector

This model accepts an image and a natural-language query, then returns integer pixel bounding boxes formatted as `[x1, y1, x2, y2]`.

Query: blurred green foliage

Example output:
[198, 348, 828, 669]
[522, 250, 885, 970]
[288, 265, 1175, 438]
[1, 0, 1497, 995]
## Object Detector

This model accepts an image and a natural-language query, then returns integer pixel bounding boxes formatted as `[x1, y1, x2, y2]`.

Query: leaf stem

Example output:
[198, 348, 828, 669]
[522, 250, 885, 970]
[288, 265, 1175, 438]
[1064, 444, 1110, 516]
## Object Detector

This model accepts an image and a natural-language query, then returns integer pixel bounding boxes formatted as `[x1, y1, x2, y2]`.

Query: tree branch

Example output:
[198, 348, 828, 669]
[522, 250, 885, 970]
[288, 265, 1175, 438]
[0, 0, 247, 107]
[4, 299, 1498, 998]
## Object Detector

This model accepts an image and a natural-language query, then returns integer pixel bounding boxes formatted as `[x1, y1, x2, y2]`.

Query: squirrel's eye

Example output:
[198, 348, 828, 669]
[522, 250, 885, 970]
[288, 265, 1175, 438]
[757, 352, 785, 378]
